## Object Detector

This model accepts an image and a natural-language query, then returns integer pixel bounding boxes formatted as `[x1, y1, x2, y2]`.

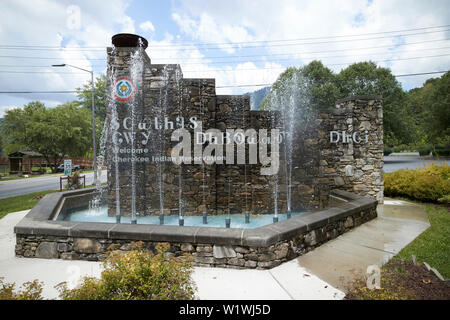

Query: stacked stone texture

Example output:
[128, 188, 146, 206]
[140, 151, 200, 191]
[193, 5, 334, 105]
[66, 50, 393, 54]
[15, 205, 377, 269]
[106, 46, 383, 217]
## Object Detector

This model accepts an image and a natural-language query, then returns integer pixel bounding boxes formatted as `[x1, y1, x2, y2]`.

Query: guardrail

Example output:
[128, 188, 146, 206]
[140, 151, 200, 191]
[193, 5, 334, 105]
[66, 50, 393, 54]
[59, 175, 86, 191]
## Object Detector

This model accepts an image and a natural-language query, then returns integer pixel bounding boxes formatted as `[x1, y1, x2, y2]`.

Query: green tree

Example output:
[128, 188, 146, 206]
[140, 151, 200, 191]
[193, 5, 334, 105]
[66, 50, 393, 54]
[1, 101, 92, 172]
[0, 127, 3, 157]
[262, 61, 340, 111]
[1, 104, 36, 156]
[419, 72, 450, 146]
[336, 61, 412, 146]
[76, 74, 107, 157]
[404, 72, 450, 150]
[261, 60, 415, 147]
[76, 74, 107, 121]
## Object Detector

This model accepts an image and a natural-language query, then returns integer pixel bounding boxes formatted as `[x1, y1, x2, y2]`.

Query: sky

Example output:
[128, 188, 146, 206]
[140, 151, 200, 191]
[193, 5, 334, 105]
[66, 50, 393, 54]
[0, 0, 449, 117]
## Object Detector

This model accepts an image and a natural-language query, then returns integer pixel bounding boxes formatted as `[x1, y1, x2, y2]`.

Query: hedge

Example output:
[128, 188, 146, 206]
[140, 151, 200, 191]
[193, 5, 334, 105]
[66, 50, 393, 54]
[384, 164, 450, 202]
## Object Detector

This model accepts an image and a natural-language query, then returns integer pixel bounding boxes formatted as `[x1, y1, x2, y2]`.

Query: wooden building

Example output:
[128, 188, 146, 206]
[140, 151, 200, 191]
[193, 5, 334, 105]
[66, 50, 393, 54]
[8, 151, 43, 174]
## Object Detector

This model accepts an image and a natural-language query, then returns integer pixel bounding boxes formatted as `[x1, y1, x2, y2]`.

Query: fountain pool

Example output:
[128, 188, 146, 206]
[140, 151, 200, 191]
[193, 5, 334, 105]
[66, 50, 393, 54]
[57, 205, 305, 229]
[14, 32, 383, 269]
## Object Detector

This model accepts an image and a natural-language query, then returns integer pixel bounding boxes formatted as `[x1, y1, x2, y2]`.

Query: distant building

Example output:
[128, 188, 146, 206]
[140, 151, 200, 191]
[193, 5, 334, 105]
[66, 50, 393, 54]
[8, 151, 43, 173]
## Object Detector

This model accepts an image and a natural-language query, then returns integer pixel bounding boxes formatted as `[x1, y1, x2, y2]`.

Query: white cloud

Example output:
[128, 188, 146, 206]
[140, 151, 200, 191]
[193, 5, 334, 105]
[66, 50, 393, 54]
[119, 15, 135, 34]
[0, 0, 135, 109]
[139, 20, 155, 32]
[172, 12, 254, 54]
[1, 0, 448, 112]
[170, 0, 450, 90]
[0, 106, 19, 118]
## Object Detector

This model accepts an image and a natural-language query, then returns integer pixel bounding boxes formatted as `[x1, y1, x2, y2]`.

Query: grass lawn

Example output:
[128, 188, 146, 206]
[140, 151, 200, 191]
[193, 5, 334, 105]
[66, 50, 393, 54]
[0, 183, 100, 220]
[393, 204, 450, 278]
[0, 190, 58, 219]
[0, 169, 93, 182]
[0, 172, 62, 181]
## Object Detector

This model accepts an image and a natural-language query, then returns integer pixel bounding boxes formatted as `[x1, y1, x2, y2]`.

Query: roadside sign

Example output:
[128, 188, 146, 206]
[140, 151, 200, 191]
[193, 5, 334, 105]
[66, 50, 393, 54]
[64, 159, 72, 176]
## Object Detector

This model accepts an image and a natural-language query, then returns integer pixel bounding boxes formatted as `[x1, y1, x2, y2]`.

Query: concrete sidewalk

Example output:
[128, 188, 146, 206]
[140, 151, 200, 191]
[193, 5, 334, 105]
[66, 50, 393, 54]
[296, 198, 430, 291]
[0, 198, 430, 299]
[0, 210, 103, 299]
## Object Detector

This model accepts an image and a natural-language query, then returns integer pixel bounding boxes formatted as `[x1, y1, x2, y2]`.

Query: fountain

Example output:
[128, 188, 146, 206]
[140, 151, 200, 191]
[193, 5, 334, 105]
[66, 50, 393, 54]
[14, 32, 384, 269]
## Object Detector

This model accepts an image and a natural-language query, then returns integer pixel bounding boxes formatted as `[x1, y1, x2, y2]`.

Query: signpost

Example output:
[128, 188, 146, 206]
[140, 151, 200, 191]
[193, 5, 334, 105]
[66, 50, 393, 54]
[64, 159, 72, 176]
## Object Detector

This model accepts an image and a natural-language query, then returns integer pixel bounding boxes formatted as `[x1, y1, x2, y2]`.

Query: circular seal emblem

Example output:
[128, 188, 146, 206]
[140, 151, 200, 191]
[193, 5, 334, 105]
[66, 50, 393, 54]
[112, 76, 137, 103]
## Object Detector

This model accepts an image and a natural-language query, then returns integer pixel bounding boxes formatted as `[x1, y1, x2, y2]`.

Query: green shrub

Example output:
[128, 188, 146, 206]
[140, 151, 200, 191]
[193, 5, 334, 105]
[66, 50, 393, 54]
[67, 171, 82, 190]
[384, 164, 450, 202]
[392, 144, 410, 153]
[433, 145, 450, 157]
[384, 146, 393, 156]
[438, 194, 450, 204]
[0, 278, 44, 300]
[57, 242, 196, 300]
[417, 144, 450, 157]
[418, 145, 433, 156]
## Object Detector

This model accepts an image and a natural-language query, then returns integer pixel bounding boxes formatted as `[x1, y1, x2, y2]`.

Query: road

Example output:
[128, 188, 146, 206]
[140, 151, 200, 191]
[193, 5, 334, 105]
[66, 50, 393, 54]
[0, 170, 107, 199]
[383, 155, 449, 173]
[0, 155, 448, 199]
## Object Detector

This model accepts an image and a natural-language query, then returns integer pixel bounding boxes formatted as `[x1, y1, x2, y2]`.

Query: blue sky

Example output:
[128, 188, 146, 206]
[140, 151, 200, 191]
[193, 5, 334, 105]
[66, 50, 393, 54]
[0, 0, 449, 116]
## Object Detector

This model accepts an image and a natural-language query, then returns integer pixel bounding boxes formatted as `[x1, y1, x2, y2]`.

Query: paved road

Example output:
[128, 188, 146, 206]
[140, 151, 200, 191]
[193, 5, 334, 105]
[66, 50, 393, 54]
[383, 155, 449, 173]
[0, 155, 447, 199]
[0, 170, 107, 199]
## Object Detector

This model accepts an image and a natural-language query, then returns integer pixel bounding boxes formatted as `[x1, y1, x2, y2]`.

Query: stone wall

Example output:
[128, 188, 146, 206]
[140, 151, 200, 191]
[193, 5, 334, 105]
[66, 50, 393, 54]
[105, 45, 383, 217]
[320, 97, 384, 204]
[289, 96, 384, 210]
[15, 191, 377, 269]
[106, 46, 284, 217]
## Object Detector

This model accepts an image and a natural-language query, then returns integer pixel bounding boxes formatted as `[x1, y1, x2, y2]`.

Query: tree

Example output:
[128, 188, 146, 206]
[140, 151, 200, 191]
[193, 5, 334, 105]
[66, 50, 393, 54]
[261, 61, 340, 111]
[76, 74, 107, 121]
[76, 74, 107, 157]
[261, 60, 416, 147]
[405, 71, 450, 146]
[1, 101, 93, 172]
[301, 60, 341, 109]
[336, 61, 412, 146]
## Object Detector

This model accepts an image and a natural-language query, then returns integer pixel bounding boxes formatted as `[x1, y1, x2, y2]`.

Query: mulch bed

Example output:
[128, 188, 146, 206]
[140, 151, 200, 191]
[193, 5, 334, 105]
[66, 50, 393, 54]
[345, 260, 450, 300]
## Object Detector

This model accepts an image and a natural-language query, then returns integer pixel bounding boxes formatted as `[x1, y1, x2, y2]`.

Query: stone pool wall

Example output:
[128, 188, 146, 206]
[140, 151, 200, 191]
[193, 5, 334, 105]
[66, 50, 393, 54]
[15, 189, 377, 269]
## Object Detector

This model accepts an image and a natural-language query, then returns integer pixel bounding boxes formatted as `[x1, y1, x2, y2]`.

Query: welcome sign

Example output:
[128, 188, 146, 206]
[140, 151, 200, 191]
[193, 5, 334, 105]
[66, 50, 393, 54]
[106, 45, 384, 218]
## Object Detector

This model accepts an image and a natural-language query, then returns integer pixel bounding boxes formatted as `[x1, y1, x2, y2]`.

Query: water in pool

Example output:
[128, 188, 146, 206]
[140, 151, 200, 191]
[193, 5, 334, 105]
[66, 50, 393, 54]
[57, 206, 306, 229]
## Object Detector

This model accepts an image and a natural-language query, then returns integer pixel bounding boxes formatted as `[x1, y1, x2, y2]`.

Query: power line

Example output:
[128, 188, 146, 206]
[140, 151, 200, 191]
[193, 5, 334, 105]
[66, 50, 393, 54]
[137, 29, 450, 51]
[1, 24, 449, 50]
[0, 54, 448, 83]
[0, 90, 78, 94]
[153, 25, 450, 47]
[2, 51, 449, 75]
[1, 50, 449, 71]
[151, 39, 450, 62]
[0, 70, 446, 93]
[177, 51, 450, 67]
[216, 70, 449, 88]
[0, 55, 105, 61]
[0, 71, 91, 74]
[393, 71, 448, 77]
[1, 37, 448, 65]
[0, 28, 448, 54]
[180, 54, 450, 72]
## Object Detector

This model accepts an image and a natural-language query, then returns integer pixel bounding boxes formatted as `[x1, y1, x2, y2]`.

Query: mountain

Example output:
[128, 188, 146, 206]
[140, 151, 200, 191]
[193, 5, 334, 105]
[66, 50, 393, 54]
[245, 86, 271, 110]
